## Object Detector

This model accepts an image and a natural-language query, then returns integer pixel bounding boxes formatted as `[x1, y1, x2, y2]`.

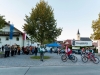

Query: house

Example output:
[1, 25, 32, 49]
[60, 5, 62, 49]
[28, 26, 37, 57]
[0, 21, 33, 48]
[92, 42, 98, 47]
[63, 39, 72, 47]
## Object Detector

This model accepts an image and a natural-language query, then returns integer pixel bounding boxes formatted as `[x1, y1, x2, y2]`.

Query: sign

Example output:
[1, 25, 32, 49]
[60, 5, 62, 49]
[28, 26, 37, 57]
[72, 41, 92, 46]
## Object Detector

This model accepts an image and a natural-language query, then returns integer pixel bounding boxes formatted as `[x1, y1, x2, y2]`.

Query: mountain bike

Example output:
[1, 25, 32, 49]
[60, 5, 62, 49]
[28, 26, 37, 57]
[61, 53, 78, 63]
[81, 53, 99, 64]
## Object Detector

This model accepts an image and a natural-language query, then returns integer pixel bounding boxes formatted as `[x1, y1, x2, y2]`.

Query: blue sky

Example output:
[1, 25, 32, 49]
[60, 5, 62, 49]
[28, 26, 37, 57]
[0, 0, 100, 41]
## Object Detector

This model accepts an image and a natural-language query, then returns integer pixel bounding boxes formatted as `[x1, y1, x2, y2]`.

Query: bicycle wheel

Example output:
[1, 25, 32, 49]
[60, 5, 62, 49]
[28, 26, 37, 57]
[82, 56, 88, 63]
[93, 57, 100, 64]
[71, 55, 78, 63]
[61, 55, 68, 62]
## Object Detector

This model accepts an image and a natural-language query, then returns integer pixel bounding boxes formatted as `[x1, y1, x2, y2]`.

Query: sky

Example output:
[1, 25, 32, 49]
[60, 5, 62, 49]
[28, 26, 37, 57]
[0, 0, 100, 41]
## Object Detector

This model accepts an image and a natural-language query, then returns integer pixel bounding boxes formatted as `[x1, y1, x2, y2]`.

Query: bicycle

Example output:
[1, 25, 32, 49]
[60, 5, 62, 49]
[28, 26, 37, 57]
[61, 53, 78, 63]
[81, 52, 99, 64]
[59, 50, 65, 56]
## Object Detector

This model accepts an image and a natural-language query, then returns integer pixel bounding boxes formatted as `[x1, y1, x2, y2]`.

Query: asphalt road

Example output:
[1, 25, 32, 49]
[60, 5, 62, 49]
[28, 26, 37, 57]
[0, 65, 100, 75]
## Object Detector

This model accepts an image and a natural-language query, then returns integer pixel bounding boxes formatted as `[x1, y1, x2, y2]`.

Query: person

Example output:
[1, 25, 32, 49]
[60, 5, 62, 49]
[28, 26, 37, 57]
[57, 47, 60, 55]
[7, 45, 10, 57]
[89, 48, 94, 54]
[22, 46, 25, 54]
[85, 48, 90, 54]
[65, 46, 72, 59]
[81, 48, 85, 56]
[34, 46, 38, 56]
[85, 48, 93, 60]
[2, 45, 4, 52]
[17, 46, 20, 55]
[11, 45, 14, 56]
[4, 44, 8, 58]
[32, 46, 35, 55]
[39, 46, 45, 61]
[14, 45, 17, 55]
[50, 48, 52, 54]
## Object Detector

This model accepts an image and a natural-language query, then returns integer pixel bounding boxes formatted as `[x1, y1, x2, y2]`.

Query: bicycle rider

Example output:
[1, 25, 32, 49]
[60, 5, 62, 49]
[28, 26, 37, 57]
[81, 48, 85, 56]
[86, 47, 94, 60]
[65, 46, 72, 59]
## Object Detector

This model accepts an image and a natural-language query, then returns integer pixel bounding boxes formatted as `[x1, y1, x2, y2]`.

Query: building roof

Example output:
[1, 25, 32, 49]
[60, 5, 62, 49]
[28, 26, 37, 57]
[77, 29, 80, 34]
[80, 37, 92, 41]
[5, 22, 23, 34]
[5, 22, 29, 39]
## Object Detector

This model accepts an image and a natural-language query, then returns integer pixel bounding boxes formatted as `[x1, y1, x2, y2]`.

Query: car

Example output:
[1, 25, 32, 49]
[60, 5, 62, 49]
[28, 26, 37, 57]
[78, 50, 81, 54]
[72, 49, 81, 54]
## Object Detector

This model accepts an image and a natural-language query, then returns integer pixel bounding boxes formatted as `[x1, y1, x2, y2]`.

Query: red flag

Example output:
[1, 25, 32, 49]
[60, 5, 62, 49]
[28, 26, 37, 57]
[23, 33, 26, 40]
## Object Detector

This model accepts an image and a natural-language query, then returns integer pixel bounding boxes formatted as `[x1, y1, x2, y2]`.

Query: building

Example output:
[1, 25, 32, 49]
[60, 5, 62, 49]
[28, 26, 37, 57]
[63, 39, 72, 47]
[70, 29, 92, 49]
[0, 22, 40, 48]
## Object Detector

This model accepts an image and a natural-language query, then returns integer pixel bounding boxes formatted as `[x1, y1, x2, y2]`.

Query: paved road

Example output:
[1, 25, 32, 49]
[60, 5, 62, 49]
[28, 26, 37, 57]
[0, 53, 100, 75]
[0, 65, 100, 75]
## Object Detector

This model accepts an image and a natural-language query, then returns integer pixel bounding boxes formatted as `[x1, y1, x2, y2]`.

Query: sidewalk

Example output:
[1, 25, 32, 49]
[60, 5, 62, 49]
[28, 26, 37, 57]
[0, 53, 100, 67]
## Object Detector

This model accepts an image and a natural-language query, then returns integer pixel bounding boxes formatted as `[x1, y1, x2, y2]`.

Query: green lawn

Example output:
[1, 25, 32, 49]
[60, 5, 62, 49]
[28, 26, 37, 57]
[0, 52, 3, 54]
[30, 56, 50, 59]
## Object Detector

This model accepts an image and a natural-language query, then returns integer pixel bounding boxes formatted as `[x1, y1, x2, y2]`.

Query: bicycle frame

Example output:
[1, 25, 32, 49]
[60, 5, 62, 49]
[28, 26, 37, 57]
[85, 53, 95, 61]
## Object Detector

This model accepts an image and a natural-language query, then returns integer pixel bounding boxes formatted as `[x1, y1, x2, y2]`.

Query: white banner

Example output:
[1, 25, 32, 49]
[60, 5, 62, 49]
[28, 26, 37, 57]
[72, 41, 92, 46]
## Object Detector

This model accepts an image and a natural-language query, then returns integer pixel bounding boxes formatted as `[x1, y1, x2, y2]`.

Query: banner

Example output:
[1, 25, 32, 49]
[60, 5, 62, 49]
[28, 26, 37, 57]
[72, 41, 92, 46]
[23, 33, 26, 40]
[10, 24, 14, 39]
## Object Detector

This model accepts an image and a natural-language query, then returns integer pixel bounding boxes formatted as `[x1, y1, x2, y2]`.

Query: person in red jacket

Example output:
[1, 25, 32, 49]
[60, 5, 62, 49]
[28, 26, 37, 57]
[65, 46, 72, 58]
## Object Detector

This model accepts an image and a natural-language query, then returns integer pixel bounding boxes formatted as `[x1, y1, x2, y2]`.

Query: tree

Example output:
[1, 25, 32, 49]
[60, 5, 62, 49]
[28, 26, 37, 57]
[0, 15, 5, 30]
[23, 0, 62, 44]
[90, 13, 100, 40]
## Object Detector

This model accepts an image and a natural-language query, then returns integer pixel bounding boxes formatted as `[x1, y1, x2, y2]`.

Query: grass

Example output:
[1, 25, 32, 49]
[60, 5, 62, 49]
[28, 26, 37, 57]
[30, 56, 50, 59]
[0, 52, 3, 54]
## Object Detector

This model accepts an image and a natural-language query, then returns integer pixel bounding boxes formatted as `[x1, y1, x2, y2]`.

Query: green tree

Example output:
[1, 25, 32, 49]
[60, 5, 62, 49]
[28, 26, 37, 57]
[90, 13, 100, 40]
[0, 15, 5, 30]
[23, 0, 62, 44]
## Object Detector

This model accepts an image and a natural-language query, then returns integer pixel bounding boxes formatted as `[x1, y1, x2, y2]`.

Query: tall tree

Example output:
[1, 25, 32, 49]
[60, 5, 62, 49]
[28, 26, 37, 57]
[0, 15, 5, 30]
[90, 13, 100, 40]
[23, 0, 62, 44]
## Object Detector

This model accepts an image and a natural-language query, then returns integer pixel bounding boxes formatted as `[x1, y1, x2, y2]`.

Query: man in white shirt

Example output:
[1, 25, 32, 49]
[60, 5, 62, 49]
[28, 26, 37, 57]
[39, 46, 45, 61]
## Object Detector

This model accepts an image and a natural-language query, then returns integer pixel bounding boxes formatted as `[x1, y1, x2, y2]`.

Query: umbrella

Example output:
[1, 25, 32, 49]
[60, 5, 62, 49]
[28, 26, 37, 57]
[46, 42, 61, 47]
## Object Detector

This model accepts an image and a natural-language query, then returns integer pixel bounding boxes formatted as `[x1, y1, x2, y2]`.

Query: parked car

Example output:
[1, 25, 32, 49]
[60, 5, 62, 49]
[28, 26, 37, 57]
[78, 50, 81, 54]
[54, 49, 65, 53]
[72, 49, 81, 54]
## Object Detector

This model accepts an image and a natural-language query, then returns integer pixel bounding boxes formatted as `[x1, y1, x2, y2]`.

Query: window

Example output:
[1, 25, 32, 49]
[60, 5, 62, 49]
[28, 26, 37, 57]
[6, 37, 9, 40]
[16, 37, 19, 41]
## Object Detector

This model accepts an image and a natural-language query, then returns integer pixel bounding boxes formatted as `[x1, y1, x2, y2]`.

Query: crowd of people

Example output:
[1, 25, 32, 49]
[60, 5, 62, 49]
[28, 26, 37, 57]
[1, 44, 45, 61]
[1, 44, 39, 58]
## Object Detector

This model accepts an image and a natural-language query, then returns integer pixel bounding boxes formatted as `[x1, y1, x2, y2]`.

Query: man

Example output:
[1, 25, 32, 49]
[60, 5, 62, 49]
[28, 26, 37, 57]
[65, 46, 72, 59]
[2, 45, 4, 52]
[81, 48, 85, 56]
[39, 46, 45, 61]
[4, 44, 8, 58]
[7, 45, 10, 57]
[34, 46, 38, 56]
